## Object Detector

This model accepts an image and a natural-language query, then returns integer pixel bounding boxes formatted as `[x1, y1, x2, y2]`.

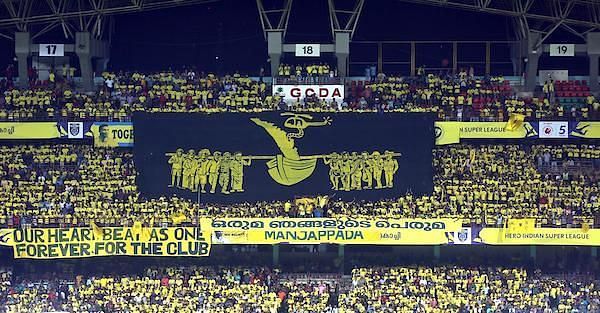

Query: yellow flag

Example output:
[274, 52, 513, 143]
[505, 113, 525, 131]
[582, 222, 590, 233]
[522, 218, 535, 232]
[171, 212, 187, 225]
[90, 221, 104, 239]
[295, 197, 316, 206]
[133, 220, 143, 235]
[148, 216, 155, 228]
[317, 195, 329, 208]
[141, 225, 152, 242]
[508, 218, 535, 232]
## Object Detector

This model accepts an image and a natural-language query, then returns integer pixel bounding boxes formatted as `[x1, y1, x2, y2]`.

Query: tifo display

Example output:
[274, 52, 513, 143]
[134, 112, 434, 202]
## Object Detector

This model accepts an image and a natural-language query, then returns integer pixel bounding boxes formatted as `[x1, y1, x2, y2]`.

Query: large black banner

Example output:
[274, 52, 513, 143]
[133, 112, 434, 203]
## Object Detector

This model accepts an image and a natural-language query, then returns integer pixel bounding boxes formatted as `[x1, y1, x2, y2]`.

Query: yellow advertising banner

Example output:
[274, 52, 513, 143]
[435, 122, 461, 145]
[89, 122, 134, 147]
[0, 122, 63, 139]
[475, 227, 600, 246]
[210, 218, 463, 245]
[435, 121, 537, 145]
[83, 121, 597, 147]
[0, 226, 211, 259]
[570, 122, 600, 139]
[457, 122, 537, 139]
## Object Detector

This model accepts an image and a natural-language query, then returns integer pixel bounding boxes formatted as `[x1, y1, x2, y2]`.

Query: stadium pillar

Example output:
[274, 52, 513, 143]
[76, 32, 110, 91]
[410, 42, 416, 76]
[433, 246, 440, 259]
[529, 246, 537, 263]
[76, 32, 94, 91]
[485, 42, 491, 76]
[377, 42, 383, 73]
[586, 33, 600, 92]
[267, 31, 283, 78]
[272, 244, 280, 266]
[510, 43, 524, 78]
[97, 58, 110, 74]
[592, 247, 597, 258]
[335, 31, 350, 78]
[338, 244, 345, 273]
[14, 32, 31, 88]
[452, 42, 458, 74]
[524, 32, 542, 92]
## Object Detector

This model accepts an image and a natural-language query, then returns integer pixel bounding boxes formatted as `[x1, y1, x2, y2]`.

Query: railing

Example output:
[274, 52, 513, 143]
[273, 76, 343, 85]
[2, 215, 597, 229]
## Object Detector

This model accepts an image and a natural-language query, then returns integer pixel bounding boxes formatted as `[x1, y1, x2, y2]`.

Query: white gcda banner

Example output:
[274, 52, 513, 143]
[539, 121, 568, 138]
[273, 85, 344, 102]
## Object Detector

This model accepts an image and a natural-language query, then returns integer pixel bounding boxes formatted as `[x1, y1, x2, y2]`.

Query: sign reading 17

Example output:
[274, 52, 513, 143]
[46, 45, 58, 55]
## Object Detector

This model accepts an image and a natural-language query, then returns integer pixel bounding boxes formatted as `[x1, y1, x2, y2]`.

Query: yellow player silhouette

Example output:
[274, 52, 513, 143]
[208, 151, 221, 194]
[372, 151, 384, 189]
[168, 148, 184, 187]
[340, 152, 352, 191]
[182, 149, 196, 190]
[361, 152, 373, 190]
[218, 152, 232, 194]
[230, 152, 251, 192]
[324, 153, 341, 190]
[383, 151, 399, 188]
[196, 149, 211, 193]
[350, 152, 363, 190]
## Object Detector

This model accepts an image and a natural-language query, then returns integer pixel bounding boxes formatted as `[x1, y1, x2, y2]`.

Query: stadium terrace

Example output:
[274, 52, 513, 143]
[0, 0, 599, 312]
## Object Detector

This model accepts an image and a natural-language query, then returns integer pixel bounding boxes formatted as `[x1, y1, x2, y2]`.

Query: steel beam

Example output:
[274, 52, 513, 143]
[256, 0, 293, 40]
[0, 0, 218, 31]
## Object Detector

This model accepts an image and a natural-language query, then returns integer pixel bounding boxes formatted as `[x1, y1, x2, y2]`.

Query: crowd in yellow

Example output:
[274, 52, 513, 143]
[1, 266, 598, 312]
[339, 266, 599, 313]
[1, 71, 598, 121]
[360, 74, 599, 120]
[277, 63, 334, 78]
[2, 267, 282, 313]
[0, 144, 597, 227]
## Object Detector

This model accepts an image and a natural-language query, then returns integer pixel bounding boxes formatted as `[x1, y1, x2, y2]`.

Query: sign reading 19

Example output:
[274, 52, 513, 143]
[549, 44, 574, 57]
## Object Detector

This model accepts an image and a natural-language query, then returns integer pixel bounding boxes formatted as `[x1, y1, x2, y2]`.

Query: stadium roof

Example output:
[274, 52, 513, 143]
[0, 0, 218, 40]
[397, 0, 600, 42]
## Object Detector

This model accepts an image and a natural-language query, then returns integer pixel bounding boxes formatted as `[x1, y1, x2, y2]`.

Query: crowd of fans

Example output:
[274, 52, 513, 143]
[275, 63, 337, 84]
[0, 265, 598, 312]
[0, 144, 597, 227]
[1, 266, 282, 313]
[1, 69, 598, 121]
[354, 73, 598, 120]
[340, 266, 599, 313]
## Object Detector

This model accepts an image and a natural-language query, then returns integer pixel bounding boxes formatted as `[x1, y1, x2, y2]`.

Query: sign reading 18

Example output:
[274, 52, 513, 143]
[303, 46, 314, 55]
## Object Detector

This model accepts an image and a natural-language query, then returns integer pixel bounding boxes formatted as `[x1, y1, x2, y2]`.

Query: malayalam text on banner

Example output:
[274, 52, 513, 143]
[210, 218, 463, 245]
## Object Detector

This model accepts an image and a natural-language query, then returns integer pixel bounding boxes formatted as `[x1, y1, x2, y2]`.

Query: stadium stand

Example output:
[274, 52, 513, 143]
[2, 1, 600, 312]
[0, 144, 597, 227]
[339, 266, 600, 312]
[2, 71, 599, 121]
[1, 264, 598, 312]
